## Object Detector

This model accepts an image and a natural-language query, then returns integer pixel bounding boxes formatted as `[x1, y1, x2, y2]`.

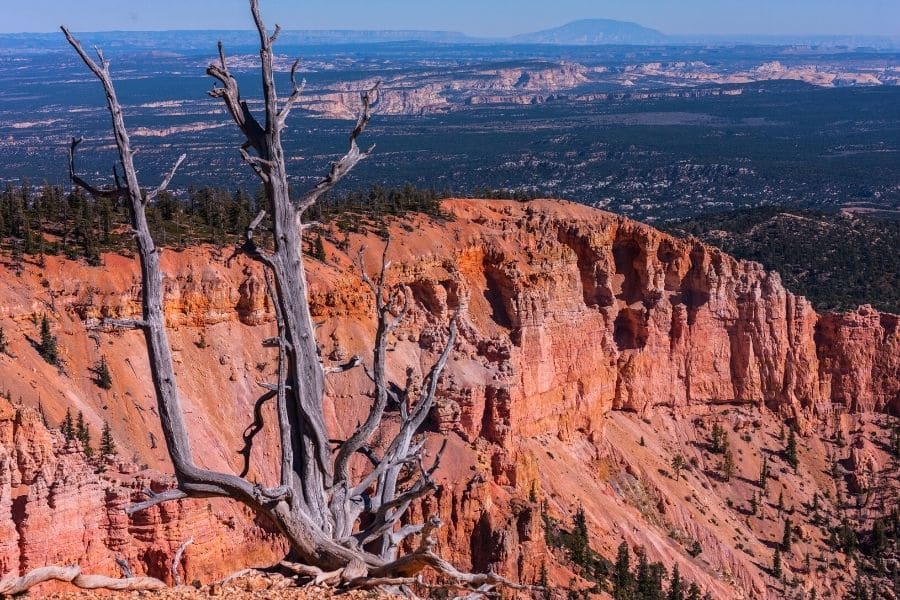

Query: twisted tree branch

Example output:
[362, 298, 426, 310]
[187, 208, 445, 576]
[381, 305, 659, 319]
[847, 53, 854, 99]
[297, 83, 379, 214]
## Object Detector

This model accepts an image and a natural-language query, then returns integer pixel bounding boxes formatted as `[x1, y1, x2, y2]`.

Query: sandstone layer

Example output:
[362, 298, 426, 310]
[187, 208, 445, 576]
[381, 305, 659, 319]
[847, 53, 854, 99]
[0, 199, 896, 598]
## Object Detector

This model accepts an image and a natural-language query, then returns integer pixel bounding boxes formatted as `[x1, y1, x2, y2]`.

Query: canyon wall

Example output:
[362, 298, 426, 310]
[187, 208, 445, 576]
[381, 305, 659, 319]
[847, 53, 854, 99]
[0, 199, 896, 596]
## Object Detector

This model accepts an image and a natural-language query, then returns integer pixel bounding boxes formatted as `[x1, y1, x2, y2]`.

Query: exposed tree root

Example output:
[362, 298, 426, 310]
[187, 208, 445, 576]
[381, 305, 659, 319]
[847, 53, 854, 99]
[279, 518, 538, 597]
[0, 566, 166, 596]
[172, 537, 194, 585]
[219, 568, 266, 586]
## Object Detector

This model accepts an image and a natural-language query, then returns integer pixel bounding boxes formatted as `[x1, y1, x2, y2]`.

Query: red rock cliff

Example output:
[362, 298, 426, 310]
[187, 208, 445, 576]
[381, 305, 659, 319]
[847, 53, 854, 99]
[0, 199, 896, 597]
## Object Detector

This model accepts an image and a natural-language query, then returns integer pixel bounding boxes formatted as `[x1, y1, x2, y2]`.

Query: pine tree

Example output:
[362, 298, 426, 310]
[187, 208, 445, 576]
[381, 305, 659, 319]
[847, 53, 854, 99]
[571, 506, 590, 566]
[539, 561, 550, 600]
[772, 547, 782, 578]
[667, 563, 684, 600]
[777, 490, 784, 515]
[890, 425, 900, 458]
[722, 446, 735, 481]
[778, 422, 785, 441]
[613, 541, 631, 600]
[635, 550, 652, 600]
[95, 356, 112, 390]
[710, 422, 724, 454]
[62, 408, 75, 440]
[750, 491, 758, 515]
[848, 572, 869, 600]
[311, 235, 326, 262]
[634, 549, 666, 600]
[100, 421, 116, 457]
[759, 455, 769, 490]
[871, 519, 887, 553]
[671, 454, 685, 482]
[782, 518, 792, 552]
[687, 582, 701, 600]
[38, 314, 59, 365]
[785, 427, 799, 470]
[76, 411, 93, 457]
[0, 327, 7, 354]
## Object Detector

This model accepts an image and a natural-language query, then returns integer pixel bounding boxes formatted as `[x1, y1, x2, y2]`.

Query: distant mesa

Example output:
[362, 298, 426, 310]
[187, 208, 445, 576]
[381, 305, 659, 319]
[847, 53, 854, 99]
[510, 19, 668, 45]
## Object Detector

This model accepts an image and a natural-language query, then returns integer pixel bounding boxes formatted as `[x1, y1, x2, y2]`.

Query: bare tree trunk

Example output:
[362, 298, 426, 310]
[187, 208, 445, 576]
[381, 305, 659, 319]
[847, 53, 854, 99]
[60, 1, 530, 594]
[0, 566, 165, 596]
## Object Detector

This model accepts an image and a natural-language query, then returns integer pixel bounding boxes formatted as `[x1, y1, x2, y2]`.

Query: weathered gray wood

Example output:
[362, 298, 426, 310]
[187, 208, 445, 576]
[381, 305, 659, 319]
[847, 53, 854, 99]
[171, 538, 193, 586]
[61, 1, 526, 594]
[0, 566, 166, 596]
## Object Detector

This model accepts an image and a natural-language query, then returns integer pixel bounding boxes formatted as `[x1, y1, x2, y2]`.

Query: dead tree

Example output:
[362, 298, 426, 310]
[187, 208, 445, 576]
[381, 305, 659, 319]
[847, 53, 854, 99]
[0, 566, 165, 596]
[59, 0, 527, 594]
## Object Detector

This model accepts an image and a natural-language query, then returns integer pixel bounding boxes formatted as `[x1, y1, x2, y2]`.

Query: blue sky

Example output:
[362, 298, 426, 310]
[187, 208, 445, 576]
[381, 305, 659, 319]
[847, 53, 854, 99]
[3, 0, 899, 36]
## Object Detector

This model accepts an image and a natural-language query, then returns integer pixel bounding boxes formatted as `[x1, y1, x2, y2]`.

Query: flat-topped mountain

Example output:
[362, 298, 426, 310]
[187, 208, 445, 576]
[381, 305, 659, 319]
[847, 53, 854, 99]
[511, 19, 667, 45]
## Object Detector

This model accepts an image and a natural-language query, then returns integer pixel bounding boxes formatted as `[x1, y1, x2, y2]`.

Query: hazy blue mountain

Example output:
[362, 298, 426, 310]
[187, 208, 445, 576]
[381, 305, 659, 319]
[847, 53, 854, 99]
[510, 19, 667, 45]
[0, 29, 480, 55]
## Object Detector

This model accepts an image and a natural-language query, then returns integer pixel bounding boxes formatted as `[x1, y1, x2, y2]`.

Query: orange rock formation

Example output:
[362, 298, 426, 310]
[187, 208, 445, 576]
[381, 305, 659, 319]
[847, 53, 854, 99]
[0, 199, 896, 597]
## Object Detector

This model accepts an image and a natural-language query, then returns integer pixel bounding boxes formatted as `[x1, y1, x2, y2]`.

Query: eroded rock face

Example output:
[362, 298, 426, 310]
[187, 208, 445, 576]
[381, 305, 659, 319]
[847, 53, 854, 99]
[0, 199, 896, 596]
[816, 307, 900, 415]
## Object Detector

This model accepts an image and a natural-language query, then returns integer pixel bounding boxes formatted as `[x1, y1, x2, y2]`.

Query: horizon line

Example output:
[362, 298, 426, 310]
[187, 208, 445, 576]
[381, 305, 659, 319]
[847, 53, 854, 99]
[1, 20, 899, 39]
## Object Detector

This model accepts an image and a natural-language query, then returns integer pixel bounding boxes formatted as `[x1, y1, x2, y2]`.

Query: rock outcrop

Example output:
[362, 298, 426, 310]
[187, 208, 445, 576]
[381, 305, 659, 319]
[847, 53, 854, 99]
[0, 199, 896, 597]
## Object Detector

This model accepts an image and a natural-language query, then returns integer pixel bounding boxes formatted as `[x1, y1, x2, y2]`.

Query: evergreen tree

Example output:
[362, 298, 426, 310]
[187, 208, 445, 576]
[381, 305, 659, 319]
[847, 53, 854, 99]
[759, 455, 769, 490]
[635, 551, 651, 599]
[785, 427, 799, 470]
[848, 572, 869, 600]
[76, 411, 93, 457]
[722, 446, 735, 481]
[62, 408, 75, 441]
[671, 454, 685, 482]
[539, 561, 550, 600]
[777, 490, 784, 515]
[570, 506, 589, 566]
[648, 563, 667, 600]
[772, 547, 782, 578]
[782, 518, 792, 552]
[0, 327, 7, 354]
[311, 235, 327, 261]
[38, 314, 59, 365]
[890, 425, 900, 458]
[100, 421, 116, 457]
[750, 491, 758, 515]
[635, 550, 665, 600]
[11, 240, 23, 276]
[613, 541, 631, 600]
[667, 564, 684, 600]
[870, 518, 887, 553]
[687, 582, 701, 600]
[710, 422, 724, 453]
[95, 356, 112, 390]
